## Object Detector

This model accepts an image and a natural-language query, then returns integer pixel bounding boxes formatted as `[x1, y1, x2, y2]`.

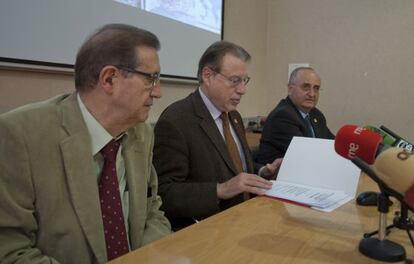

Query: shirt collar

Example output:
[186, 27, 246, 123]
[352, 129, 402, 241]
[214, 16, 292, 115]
[199, 87, 222, 120]
[298, 109, 309, 119]
[77, 93, 114, 156]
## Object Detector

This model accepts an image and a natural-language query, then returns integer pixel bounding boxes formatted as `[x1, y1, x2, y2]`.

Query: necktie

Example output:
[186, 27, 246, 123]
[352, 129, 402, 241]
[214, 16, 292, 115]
[304, 115, 315, 138]
[221, 112, 243, 173]
[99, 140, 129, 260]
[221, 113, 250, 200]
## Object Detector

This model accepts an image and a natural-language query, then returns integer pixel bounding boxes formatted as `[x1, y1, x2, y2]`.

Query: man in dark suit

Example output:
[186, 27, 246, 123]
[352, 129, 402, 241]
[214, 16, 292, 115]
[0, 24, 171, 263]
[256, 67, 335, 165]
[153, 41, 282, 230]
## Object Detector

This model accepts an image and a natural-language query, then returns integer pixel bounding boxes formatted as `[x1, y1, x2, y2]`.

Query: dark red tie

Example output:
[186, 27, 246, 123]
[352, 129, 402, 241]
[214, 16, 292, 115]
[98, 139, 129, 260]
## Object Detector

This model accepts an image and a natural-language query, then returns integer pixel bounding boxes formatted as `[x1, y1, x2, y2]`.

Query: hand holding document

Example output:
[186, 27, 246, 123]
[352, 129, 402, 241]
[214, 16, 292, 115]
[264, 137, 361, 212]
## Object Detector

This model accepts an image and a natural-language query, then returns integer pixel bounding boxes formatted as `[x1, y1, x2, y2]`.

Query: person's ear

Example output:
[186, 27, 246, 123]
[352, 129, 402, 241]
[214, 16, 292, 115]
[201, 66, 213, 86]
[287, 84, 293, 96]
[99, 65, 118, 94]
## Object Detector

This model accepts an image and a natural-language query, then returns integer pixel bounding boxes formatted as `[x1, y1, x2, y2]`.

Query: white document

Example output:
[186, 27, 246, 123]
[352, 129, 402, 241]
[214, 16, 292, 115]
[264, 137, 361, 212]
[266, 180, 348, 209]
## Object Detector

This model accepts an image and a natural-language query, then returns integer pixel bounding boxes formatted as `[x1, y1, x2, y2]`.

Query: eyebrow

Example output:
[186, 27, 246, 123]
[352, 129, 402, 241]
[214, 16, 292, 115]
[302, 82, 320, 87]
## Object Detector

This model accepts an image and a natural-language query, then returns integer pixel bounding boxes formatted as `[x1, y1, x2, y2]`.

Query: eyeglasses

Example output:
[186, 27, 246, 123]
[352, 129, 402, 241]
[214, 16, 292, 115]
[297, 83, 321, 93]
[117, 66, 161, 88]
[210, 68, 250, 87]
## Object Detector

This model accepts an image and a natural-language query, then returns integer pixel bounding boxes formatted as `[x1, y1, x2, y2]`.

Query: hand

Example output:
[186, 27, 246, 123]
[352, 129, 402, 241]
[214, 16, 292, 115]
[217, 173, 273, 200]
[266, 158, 283, 175]
[259, 158, 283, 179]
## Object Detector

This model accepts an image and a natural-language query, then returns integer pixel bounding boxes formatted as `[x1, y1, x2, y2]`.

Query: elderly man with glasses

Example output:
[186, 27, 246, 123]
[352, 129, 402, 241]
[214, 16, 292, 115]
[0, 24, 171, 264]
[255, 67, 335, 165]
[153, 41, 282, 231]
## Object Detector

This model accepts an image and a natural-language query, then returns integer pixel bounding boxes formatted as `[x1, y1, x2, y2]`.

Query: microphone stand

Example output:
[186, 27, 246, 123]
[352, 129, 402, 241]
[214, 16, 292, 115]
[393, 204, 414, 246]
[352, 157, 407, 262]
[358, 192, 406, 262]
[363, 204, 414, 247]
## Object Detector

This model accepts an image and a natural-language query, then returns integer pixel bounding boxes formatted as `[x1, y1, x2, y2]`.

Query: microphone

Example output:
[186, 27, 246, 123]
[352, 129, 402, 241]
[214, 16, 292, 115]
[346, 136, 413, 262]
[351, 154, 408, 262]
[380, 126, 414, 152]
[334, 125, 383, 164]
[334, 125, 389, 208]
[365, 125, 413, 152]
[373, 147, 414, 211]
[364, 125, 396, 146]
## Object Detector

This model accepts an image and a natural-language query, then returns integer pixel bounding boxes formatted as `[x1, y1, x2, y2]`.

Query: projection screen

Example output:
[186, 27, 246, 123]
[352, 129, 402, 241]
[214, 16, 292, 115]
[0, 0, 224, 79]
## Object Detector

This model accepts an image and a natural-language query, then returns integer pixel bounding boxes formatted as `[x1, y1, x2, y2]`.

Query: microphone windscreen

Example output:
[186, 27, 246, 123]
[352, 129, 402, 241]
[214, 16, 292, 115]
[374, 147, 414, 195]
[364, 125, 396, 146]
[334, 125, 382, 164]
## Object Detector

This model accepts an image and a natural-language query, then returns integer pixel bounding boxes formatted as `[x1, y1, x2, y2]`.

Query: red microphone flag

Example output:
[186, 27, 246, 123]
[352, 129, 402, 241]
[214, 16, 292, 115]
[335, 125, 382, 165]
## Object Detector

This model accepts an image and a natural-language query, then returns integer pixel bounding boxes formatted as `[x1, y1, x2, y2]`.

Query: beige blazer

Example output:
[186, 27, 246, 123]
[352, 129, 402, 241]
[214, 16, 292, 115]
[0, 93, 171, 264]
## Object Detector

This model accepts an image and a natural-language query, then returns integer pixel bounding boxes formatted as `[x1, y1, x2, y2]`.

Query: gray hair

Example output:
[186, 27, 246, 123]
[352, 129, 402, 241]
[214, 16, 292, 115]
[288, 67, 316, 85]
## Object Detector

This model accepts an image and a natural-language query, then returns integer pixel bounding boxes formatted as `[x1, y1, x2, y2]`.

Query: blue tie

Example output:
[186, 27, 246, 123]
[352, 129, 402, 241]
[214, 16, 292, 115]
[304, 115, 315, 138]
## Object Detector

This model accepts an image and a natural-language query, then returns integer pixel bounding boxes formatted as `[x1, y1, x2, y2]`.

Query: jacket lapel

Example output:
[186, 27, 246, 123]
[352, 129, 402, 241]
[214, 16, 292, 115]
[309, 112, 321, 137]
[285, 97, 313, 137]
[121, 125, 148, 249]
[59, 94, 107, 263]
[192, 91, 239, 175]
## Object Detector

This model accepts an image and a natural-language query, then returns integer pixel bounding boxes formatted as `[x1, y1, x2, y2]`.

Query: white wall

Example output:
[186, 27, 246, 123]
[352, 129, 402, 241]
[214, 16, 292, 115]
[265, 0, 414, 140]
[1, 0, 413, 142]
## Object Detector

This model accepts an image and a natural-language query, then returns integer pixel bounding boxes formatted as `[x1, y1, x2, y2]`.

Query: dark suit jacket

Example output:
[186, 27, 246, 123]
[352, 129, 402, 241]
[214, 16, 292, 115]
[0, 93, 171, 264]
[153, 90, 254, 230]
[256, 97, 335, 164]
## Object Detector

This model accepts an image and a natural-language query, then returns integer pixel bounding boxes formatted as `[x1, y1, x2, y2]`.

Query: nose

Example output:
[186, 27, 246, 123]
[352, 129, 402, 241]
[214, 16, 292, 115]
[308, 89, 315, 97]
[308, 87, 318, 97]
[150, 82, 162, 99]
[235, 82, 247, 95]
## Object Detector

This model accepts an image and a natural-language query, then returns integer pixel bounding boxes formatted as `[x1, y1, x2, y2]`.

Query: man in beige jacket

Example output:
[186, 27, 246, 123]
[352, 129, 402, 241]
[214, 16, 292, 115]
[0, 24, 171, 263]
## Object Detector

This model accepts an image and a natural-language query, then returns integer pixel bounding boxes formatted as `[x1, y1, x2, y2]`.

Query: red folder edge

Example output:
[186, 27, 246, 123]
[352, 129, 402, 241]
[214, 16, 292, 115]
[263, 195, 312, 208]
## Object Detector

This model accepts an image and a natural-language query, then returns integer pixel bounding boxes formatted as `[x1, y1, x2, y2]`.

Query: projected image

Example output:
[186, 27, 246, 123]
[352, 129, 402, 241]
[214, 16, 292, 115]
[114, 0, 222, 34]
[114, 0, 142, 8]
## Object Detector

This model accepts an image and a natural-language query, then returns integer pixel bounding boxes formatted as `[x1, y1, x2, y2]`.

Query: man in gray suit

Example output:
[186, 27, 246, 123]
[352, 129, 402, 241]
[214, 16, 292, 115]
[153, 41, 282, 230]
[0, 24, 171, 263]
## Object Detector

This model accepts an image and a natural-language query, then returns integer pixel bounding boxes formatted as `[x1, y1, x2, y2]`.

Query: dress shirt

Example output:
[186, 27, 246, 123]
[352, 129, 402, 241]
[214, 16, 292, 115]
[77, 93, 130, 247]
[199, 87, 247, 171]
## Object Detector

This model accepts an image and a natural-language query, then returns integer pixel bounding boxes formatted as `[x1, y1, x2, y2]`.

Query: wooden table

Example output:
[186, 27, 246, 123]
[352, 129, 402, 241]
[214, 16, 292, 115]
[110, 175, 413, 263]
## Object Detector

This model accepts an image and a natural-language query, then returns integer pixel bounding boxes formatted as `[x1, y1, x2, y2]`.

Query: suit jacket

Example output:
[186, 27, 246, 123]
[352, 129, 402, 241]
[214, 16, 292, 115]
[153, 90, 254, 230]
[0, 93, 171, 264]
[256, 97, 335, 164]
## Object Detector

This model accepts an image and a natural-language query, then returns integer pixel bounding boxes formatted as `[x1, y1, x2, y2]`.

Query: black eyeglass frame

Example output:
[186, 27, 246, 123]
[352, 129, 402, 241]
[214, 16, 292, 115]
[116, 66, 161, 88]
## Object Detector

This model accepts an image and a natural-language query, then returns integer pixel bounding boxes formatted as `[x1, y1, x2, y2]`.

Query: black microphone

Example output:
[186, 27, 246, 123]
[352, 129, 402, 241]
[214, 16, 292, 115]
[380, 126, 414, 152]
